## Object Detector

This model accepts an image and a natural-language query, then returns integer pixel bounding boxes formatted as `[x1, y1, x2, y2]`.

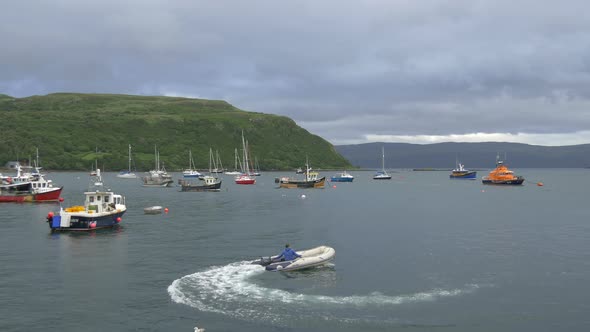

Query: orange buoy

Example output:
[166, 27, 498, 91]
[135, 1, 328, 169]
[332, 185, 337, 188]
[537, 182, 544, 186]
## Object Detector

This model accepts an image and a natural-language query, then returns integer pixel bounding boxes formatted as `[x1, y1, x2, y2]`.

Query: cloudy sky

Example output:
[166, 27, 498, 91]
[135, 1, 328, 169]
[2, 0, 590, 146]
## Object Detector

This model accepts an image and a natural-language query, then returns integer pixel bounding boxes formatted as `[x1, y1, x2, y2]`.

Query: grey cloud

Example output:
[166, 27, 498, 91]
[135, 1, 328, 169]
[2, 0, 590, 144]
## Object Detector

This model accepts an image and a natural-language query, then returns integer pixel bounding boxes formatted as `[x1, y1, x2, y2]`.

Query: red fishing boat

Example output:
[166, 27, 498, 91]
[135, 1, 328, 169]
[0, 165, 62, 202]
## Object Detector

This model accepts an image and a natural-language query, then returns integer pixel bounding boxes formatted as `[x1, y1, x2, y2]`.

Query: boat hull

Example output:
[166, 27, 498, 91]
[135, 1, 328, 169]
[144, 206, 163, 214]
[256, 246, 336, 272]
[235, 177, 256, 185]
[482, 178, 525, 185]
[330, 177, 354, 182]
[0, 186, 63, 203]
[373, 175, 392, 180]
[279, 177, 326, 189]
[180, 180, 222, 192]
[117, 172, 137, 179]
[142, 180, 173, 187]
[49, 210, 126, 231]
[450, 171, 477, 179]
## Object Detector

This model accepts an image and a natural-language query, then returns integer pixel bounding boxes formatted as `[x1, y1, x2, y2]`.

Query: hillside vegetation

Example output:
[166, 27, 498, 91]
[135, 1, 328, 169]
[0, 93, 350, 171]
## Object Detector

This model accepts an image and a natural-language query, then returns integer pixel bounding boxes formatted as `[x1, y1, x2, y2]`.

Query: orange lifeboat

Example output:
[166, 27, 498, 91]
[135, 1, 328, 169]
[482, 160, 524, 185]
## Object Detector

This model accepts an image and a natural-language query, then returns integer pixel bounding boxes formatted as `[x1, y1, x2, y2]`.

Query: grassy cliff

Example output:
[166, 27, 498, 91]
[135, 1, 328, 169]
[0, 93, 350, 171]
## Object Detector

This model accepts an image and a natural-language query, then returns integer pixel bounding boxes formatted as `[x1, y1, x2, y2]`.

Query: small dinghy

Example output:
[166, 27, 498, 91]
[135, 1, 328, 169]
[144, 206, 163, 214]
[252, 245, 335, 272]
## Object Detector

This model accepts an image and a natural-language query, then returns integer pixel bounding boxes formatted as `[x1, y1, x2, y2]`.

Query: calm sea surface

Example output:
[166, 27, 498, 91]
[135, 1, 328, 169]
[1, 169, 589, 331]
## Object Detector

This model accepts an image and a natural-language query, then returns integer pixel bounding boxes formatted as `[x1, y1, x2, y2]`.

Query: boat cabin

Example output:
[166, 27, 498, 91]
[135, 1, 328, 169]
[84, 190, 125, 213]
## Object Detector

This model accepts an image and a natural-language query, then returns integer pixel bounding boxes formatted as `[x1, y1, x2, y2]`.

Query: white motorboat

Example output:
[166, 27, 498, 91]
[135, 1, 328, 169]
[252, 245, 335, 272]
[144, 206, 163, 214]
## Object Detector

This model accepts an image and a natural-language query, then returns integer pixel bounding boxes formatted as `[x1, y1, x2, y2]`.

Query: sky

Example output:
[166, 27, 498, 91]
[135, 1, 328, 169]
[2, 0, 590, 146]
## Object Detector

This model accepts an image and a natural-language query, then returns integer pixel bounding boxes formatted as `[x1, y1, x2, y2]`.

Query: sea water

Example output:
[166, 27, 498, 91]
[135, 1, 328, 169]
[1, 169, 589, 331]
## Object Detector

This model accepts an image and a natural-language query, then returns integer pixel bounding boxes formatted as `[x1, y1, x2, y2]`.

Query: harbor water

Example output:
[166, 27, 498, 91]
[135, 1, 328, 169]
[1, 169, 589, 331]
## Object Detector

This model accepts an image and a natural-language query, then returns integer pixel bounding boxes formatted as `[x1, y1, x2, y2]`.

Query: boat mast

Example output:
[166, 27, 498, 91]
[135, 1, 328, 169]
[305, 154, 309, 181]
[128, 144, 132, 172]
[381, 146, 385, 172]
[209, 148, 213, 174]
[241, 131, 250, 174]
[154, 145, 159, 172]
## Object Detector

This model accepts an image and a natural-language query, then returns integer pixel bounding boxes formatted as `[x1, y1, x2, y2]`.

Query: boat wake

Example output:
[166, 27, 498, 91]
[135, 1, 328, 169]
[168, 261, 483, 327]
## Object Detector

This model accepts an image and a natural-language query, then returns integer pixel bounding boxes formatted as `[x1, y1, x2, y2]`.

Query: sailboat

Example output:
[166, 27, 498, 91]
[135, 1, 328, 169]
[224, 148, 242, 175]
[141, 145, 173, 187]
[179, 148, 222, 191]
[235, 131, 256, 185]
[117, 144, 138, 179]
[373, 147, 392, 180]
[251, 156, 261, 176]
[183, 149, 202, 178]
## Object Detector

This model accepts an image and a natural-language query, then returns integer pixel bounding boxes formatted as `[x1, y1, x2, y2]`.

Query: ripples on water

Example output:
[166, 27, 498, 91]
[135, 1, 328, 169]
[2, 170, 590, 331]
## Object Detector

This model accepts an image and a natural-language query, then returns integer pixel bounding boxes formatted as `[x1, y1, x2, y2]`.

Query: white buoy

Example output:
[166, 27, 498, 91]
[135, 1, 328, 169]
[300, 194, 306, 199]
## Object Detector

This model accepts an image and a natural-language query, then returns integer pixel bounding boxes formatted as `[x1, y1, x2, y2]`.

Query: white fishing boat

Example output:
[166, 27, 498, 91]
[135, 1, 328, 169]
[252, 245, 335, 272]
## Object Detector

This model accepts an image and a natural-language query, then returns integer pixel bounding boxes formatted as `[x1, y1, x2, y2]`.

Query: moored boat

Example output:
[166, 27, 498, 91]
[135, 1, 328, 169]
[449, 162, 477, 179]
[46, 189, 126, 231]
[235, 131, 256, 185]
[252, 245, 336, 272]
[142, 145, 173, 187]
[330, 171, 354, 182]
[0, 165, 62, 202]
[117, 144, 138, 179]
[482, 157, 524, 185]
[373, 147, 392, 180]
[179, 176, 222, 192]
[183, 149, 202, 178]
[144, 206, 163, 214]
[279, 161, 325, 189]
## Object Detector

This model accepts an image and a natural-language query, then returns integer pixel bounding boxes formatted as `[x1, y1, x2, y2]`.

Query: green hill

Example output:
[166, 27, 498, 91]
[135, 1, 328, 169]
[0, 93, 350, 171]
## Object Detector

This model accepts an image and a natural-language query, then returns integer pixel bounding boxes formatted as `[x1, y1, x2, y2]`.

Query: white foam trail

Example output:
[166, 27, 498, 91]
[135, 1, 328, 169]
[168, 261, 482, 323]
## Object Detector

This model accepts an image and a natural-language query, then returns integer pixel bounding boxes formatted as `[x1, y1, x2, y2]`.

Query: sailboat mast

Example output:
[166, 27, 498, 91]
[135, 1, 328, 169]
[241, 131, 249, 174]
[382, 147, 385, 172]
[128, 144, 132, 172]
[154, 145, 158, 171]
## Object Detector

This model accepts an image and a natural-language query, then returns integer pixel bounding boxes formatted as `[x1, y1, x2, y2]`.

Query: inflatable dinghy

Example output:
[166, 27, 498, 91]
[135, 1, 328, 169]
[252, 245, 335, 272]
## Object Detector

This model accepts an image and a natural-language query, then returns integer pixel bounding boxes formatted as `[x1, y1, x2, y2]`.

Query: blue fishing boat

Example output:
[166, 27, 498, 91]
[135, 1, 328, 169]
[330, 171, 354, 182]
[449, 162, 477, 179]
